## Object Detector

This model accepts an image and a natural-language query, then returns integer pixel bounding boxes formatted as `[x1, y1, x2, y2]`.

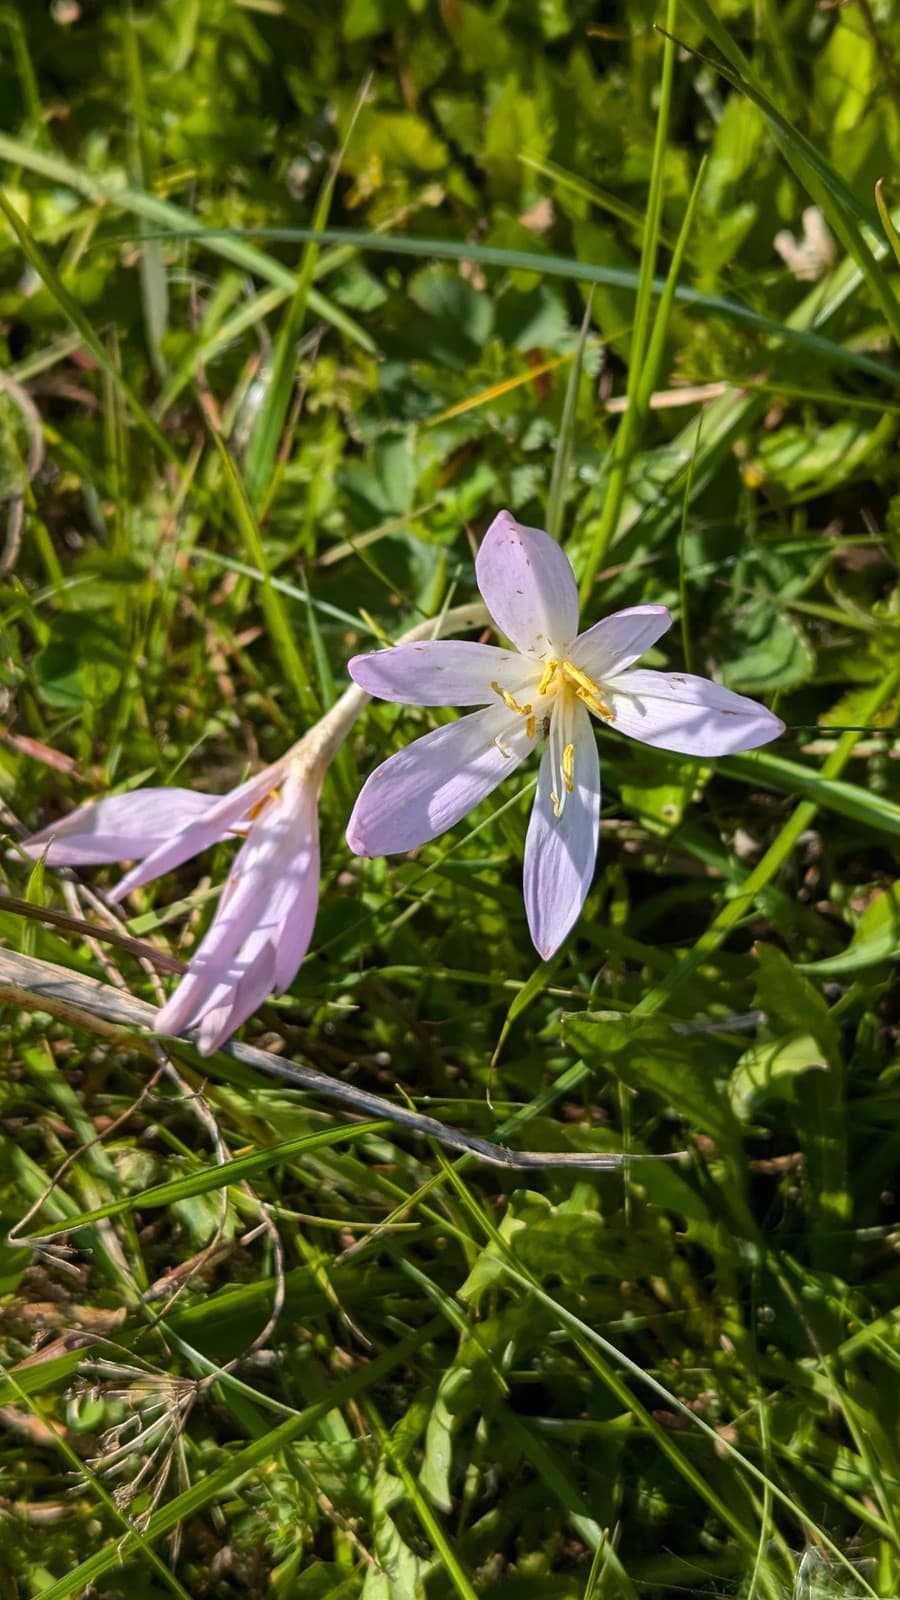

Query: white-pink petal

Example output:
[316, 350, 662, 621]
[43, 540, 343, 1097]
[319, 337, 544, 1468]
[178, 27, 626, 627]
[193, 961, 277, 1055]
[154, 774, 321, 1054]
[20, 788, 217, 867]
[348, 640, 526, 707]
[603, 669, 785, 756]
[569, 604, 672, 680]
[346, 704, 535, 857]
[475, 510, 579, 660]
[523, 700, 600, 959]
[109, 768, 275, 902]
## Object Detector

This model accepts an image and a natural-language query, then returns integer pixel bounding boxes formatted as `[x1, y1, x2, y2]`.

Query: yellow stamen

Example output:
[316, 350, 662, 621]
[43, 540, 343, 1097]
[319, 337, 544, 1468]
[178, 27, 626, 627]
[555, 659, 614, 720]
[560, 660, 596, 696]
[574, 685, 615, 720]
[491, 680, 532, 717]
[538, 660, 558, 697]
[561, 742, 575, 793]
[525, 714, 536, 740]
[245, 786, 281, 822]
[550, 789, 561, 819]
[534, 658, 615, 720]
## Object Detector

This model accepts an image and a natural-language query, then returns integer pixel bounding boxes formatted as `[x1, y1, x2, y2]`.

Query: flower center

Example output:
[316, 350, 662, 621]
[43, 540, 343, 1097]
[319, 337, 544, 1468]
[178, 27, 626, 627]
[537, 659, 615, 721]
[489, 660, 613, 823]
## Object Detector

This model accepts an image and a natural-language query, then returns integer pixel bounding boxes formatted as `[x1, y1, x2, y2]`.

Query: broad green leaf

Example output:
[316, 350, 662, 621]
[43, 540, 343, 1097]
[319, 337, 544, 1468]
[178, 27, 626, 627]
[32, 614, 124, 710]
[730, 1034, 828, 1118]
[719, 601, 814, 695]
[755, 945, 842, 1067]
[799, 884, 900, 977]
[562, 1011, 742, 1149]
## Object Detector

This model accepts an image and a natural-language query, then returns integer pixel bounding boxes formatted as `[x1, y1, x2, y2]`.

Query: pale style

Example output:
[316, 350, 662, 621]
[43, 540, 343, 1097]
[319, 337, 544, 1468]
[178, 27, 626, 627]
[347, 510, 784, 958]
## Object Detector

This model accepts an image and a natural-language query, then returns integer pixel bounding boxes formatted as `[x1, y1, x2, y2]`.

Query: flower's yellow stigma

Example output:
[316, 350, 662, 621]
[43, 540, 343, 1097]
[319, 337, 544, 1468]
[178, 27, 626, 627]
[535, 659, 615, 721]
[561, 742, 575, 793]
[492, 680, 532, 717]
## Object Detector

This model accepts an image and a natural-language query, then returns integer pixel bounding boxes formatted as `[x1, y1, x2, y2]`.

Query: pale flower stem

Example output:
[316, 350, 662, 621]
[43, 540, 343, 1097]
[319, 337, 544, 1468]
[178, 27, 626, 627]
[633, 658, 900, 1019]
[282, 600, 489, 772]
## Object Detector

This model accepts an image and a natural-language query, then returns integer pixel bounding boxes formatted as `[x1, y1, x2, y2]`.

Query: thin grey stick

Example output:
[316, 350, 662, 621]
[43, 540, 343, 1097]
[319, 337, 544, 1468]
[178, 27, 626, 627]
[0, 948, 679, 1172]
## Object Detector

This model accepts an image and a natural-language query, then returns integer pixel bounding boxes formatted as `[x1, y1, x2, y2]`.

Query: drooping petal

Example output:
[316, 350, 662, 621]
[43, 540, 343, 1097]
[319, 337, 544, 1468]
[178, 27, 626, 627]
[157, 958, 269, 1056]
[20, 788, 218, 867]
[523, 699, 600, 959]
[346, 704, 535, 857]
[272, 848, 321, 993]
[110, 767, 277, 902]
[603, 669, 785, 755]
[348, 640, 529, 707]
[154, 770, 320, 1054]
[193, 959, 278, 1056]
[569, 604, 672, 679]
[475, 509, 580, 660]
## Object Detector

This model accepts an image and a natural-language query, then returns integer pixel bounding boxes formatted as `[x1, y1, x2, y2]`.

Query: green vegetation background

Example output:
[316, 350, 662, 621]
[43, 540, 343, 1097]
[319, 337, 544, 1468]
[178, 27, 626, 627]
[2, 1, 900, 1595]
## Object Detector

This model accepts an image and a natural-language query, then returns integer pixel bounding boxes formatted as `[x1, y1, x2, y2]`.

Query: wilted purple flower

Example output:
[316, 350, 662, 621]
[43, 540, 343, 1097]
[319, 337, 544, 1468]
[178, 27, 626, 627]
[19, 605, 487, 1053]
[21, 753, 324, 1054]
[19, 670, 383, 1054]
[347, 510, 784, 959]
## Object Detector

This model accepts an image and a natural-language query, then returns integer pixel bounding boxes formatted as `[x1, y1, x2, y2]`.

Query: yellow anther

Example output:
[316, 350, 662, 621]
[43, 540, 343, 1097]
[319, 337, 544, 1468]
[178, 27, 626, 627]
[525, 714, 536, 740]
[245, 786, 281, 822]
[550, 790, 561, 819]
[562, 661, 601, 697]
[561, 742, 575, 793]
[491, 680, 532, 717]
[574, 685, 615, 721]
[538, 660, 558, 697]
[531, 658, 618, 721]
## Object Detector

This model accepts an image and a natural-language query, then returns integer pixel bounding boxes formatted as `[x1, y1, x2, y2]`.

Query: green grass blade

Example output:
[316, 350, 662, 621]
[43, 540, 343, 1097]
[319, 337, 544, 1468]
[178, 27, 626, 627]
[21, 1120, 389, 1238]
[580, 144, 706, 594]
[0, 190, 180, 470]
[97, 224, 900, 384]
[191, 547, 380, 634]
[32, 1319, 445, 1600]
[520, 150, 684, 252]
[632, 660, 900, 1017]
[0, 1364, 195, 1600]
[0, 131, 375, 353]
[577, 0, 677, 594]
[121, 0, 168, 378]
[243, 78, 368, 511]
[0, 6, 44, 138]
[546, 289, 594, 542]
[677, 3, 900, 348]
[493, 1260, 876, 1599]
[720, 747, 900, 838]
[876, 177, 900, 269]
[209, 426, 316, 715]
[365, 1398, 480, 1600]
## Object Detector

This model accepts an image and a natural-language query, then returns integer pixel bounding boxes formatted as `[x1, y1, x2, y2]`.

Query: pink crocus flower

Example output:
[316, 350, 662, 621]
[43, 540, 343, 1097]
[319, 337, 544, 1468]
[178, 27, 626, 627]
[21, 749, 325, 1055]
[19, 606, 486, 1054]
[346, 510, 785, 959]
